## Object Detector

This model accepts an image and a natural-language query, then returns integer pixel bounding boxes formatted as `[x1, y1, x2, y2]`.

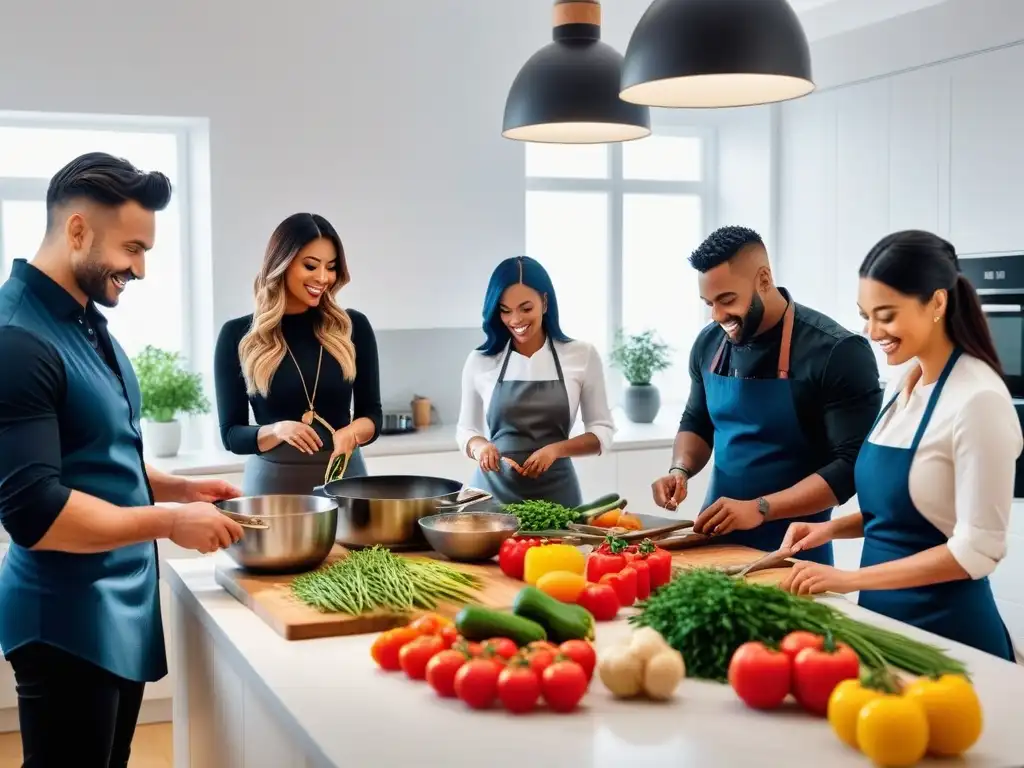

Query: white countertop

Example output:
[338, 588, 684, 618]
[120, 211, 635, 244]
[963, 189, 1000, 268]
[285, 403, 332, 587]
[165, 557, 1024, 767]
[148, 406, 682, 477]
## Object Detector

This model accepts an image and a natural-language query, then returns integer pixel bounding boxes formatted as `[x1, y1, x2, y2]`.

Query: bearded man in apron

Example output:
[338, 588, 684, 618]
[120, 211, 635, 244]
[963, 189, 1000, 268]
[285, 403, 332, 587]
[651, 226, 883, 564]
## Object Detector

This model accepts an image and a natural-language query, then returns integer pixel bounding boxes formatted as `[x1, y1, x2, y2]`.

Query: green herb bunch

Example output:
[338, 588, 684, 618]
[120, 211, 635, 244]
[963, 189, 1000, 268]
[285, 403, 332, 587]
[503, 500, 579, 532]
[131, 345, 210, 423]
[610, 329, 672, 386]
[630, 569, 969, 682]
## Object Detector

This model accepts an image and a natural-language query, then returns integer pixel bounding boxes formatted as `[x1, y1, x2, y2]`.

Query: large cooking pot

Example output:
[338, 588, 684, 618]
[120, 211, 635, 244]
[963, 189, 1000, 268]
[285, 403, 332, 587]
[317, 475, 491, 548]
[216, 494, 338, 574]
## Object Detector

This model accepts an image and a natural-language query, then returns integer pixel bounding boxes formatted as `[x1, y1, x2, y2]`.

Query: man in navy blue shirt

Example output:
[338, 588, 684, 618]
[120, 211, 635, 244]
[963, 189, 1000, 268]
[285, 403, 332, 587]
[0, 152, 245, 766]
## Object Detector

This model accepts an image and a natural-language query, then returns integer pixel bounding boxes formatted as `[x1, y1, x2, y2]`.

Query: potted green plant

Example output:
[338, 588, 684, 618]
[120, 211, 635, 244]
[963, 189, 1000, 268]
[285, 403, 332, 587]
[609, 329, 672, 423]
[132, 345, 210, 458]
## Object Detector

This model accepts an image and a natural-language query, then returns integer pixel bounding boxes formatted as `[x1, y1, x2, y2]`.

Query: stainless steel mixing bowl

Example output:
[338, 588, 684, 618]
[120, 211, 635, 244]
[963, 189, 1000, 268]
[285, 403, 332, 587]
[418, 512, 520, 562]
[216, 495, 338, 574]
[319, 475, 491, 549]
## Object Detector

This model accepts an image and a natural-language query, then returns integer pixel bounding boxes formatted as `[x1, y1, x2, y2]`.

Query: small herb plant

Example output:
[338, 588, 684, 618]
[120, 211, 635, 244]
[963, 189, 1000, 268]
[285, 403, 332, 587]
[609, 329, 671, 386]
[132, 345, 210, 423]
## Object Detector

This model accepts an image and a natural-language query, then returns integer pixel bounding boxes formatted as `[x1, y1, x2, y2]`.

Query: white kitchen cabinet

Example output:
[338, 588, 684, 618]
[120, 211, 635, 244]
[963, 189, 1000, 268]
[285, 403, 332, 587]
[777, 90, 838, 304]
[834, 80, 891, 332]
[613, 448, 713, 519]
[888, 66, 950, 237]
[573, 454, 619, 505]
[948, 44, 1024, 254]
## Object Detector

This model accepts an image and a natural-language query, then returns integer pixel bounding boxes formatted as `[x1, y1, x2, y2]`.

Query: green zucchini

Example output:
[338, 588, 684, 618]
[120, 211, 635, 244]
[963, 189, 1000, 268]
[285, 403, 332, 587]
[512, 586, 595, 642]
[581, 497, 628, 522]
[454, 605, 547, 645]
[574, 493, 620, 514]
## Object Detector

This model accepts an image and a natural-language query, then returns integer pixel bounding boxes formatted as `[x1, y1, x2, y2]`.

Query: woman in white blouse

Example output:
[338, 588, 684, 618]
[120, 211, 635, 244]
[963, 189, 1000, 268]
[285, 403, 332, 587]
[781, 230, 1021, 661]
[456, 256, 615, 507]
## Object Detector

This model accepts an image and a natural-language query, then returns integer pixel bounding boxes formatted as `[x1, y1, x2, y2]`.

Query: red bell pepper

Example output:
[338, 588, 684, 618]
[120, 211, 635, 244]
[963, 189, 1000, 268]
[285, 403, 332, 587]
[630, 539, 673, 590]
[600, 567, 637, 607]
[499, 537, 553, 580]
[625, 559, 651, 600]
[585, 535, 629, 583]
[576, 583, 619, 621]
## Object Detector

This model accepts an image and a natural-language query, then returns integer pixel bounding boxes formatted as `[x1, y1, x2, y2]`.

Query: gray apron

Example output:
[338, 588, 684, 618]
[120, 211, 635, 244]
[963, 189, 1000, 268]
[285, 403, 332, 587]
[470, 337, 582, 508]
[242, 419, 368, 496]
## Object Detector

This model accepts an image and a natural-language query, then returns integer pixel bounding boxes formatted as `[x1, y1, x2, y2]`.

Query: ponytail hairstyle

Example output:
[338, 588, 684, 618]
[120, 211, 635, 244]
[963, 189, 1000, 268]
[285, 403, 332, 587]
[859, 230, 1002, 376]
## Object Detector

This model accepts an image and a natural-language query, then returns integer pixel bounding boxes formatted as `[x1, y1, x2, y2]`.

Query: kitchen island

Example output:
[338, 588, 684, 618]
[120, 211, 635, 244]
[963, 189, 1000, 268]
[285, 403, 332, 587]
[165, 557, 1024, 768]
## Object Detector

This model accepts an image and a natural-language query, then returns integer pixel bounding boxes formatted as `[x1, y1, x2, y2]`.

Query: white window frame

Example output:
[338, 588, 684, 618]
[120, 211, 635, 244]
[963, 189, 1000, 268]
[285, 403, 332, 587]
[0, 112, 199, 368]
[525, 125, 719, 402]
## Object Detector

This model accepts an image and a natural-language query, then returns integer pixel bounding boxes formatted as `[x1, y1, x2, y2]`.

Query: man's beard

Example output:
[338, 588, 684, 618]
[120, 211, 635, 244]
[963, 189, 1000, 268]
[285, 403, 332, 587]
[727, 292, 766, 346]
[74, 246, 130, 308]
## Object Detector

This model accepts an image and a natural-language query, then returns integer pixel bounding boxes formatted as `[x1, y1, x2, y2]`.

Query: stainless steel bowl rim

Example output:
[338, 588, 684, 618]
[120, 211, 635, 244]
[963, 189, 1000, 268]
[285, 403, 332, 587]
[216, 494, 339, 518]
[417, 512, 520, 533]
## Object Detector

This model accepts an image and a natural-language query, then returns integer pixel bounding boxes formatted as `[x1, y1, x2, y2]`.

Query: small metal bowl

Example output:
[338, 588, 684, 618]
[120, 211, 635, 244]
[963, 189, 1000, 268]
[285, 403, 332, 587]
[418, 512, 520, 562]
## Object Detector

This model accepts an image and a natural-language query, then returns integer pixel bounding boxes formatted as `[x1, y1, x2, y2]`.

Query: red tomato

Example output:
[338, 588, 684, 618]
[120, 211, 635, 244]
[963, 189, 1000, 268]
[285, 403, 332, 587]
[558, 640, 597, 681]
[625, 560, 651, 600]
[791, 640, 861, 716]
[425, 649, 468, 697]
[497, 662, 542, 714]
[586, 551, 626, 583]
[541, 660, 589, 713]
[439, 625, 460, 649]
[408, 612, 452, 636]
[454, 659, 503, 710]
[576, 583, 619, 621]
[483, 637, 518, 662]
[600, 568, 637, 607]
[644, 548, 673, 589]
[527, 640, 559, 654]
[399, 635, 446, 680]
[454, 639, 484, 658]
[523, 647, 555, 676]
[779, 631, 823, 662]
[370, 627, 419, 671]
[728, 642, 792, 710]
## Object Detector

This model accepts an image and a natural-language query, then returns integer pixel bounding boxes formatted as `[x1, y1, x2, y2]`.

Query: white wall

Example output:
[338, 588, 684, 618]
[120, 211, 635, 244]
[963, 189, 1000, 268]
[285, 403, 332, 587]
[775, 0, 1024, 655]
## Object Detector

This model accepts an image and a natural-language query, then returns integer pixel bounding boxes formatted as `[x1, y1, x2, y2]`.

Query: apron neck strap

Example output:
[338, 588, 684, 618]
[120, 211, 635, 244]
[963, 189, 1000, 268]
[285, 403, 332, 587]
[498, 334, 560, 384]
[909, 347, 963, 453]
[709, 299, 796, 378]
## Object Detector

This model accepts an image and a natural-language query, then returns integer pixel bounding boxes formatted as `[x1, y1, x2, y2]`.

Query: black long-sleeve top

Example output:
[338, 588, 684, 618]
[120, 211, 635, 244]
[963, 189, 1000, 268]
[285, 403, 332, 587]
[213, 308, 382, 454]
[679, 291, 882, 505]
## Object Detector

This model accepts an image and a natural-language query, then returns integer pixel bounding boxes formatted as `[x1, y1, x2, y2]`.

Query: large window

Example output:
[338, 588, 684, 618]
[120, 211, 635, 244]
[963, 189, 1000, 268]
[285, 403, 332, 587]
[0, 117, 193, 361]
[525, 130, 715, 402]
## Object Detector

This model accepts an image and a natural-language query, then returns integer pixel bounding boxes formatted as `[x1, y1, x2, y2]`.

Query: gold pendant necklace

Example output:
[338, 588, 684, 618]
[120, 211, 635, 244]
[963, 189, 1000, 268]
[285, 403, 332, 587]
[286, 344, 334, 433]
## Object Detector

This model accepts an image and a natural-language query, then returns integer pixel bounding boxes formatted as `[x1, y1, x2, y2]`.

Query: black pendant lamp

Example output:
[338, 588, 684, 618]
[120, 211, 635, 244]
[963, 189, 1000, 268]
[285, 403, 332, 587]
[620, 0, 815, 109]
[503, 0, 651, 144]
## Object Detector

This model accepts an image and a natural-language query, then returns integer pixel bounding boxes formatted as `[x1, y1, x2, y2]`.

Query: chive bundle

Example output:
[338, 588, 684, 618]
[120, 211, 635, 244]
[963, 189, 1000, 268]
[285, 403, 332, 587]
[291, 545, 482, 616]
[630, 569, 969, 682]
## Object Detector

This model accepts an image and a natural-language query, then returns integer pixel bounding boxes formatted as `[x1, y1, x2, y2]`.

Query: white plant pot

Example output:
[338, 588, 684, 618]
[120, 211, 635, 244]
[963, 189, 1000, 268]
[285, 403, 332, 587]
[143, 419, 182, 458]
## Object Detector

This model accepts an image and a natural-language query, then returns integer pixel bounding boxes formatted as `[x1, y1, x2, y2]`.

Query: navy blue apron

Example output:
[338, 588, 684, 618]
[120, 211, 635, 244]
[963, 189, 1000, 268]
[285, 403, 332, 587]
[702, 302, 834, 564]
[470, 336, 582, 508]
[855, 349, 1014, 660]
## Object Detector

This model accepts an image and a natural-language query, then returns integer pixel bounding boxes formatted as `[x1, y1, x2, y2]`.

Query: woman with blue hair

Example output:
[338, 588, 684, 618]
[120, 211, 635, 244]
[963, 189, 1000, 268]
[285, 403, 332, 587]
[456, 256, 615, 506]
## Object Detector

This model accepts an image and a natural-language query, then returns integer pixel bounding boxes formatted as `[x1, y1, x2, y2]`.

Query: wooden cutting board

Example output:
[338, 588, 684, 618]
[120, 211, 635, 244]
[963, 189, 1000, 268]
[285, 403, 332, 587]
[215, 542, 791, 641]
[213, 546, 523, 641]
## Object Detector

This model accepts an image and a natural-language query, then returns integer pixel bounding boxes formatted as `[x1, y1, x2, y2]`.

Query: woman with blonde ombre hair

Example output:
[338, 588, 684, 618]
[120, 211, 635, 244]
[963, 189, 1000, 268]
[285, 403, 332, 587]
[214, 213, 381, 495]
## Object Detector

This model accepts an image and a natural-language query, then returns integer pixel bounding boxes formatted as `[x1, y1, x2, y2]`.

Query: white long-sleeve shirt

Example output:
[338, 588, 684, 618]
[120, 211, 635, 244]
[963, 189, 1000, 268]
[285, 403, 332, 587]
[455, 339, 616, 457]
[868, 353, 1023, 579]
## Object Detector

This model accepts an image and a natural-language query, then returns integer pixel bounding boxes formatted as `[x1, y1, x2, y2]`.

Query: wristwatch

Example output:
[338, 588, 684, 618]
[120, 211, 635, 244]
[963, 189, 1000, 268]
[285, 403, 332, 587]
[756, 497, 771, 518]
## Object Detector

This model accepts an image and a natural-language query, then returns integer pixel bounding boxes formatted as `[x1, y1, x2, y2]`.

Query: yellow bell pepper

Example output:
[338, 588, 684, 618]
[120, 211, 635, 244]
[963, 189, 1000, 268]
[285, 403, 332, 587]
[523, 544, 585, 585]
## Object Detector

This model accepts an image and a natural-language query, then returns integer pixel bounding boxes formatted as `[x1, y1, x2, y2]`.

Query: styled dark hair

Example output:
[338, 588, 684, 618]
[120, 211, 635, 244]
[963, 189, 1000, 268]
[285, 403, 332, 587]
[477, 256, 572, 356]
[689, 226, 764, 273]
[859, 230, 1002, 375]
[45, 151, 173, 231]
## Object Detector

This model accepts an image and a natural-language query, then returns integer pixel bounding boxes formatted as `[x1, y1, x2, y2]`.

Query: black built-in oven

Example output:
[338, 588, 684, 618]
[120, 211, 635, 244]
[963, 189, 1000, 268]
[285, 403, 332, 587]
[959, 254, 1024, 498]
